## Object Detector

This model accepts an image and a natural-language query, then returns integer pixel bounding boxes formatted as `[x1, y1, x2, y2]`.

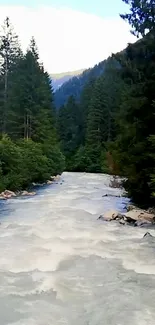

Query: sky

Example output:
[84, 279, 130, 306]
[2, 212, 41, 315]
[0, 0, 135, 73]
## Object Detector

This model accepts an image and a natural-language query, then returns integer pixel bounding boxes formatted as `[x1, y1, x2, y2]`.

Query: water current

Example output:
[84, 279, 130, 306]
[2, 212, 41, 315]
[0, 172, 155, 325]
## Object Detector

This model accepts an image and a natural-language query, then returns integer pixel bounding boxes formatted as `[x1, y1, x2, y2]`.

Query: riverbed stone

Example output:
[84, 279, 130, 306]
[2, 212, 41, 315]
[143, 232, 154, 238]
[125, 210, 155, 223]
[102, 210, 122, 221]
[134, 220, 152, 227]
[99, 207, 155, 228]
[21, 191, 36, 196]
[119, 219, 126, 225]
[0, 190, 16, 199]
[47, 180, 53, 185]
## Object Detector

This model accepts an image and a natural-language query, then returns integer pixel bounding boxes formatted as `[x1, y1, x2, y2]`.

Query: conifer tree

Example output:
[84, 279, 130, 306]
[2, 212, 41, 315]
[0, 17, 22, 135]
[121, 0, 155, 36]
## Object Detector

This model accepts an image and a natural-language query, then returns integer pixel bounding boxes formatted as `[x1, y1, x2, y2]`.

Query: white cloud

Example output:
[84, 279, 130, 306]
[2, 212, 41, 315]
[0, 5, 136, 73]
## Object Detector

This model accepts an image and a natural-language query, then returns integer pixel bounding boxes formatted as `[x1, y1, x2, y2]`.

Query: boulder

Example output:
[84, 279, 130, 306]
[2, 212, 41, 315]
[102, 210, 123, 222]
[47, 180, 53, 185]
[0, 190, 16, 199]
[4, 190, 16, 197]
[21, 191, 36, 196]
[143, 232, 154, 238]
[50, 175, 61, 181]
[0, 195, 6, 200]
[134, 220, 152, 227]
[21, 191, 29, 196]
[125, 210, 155, 223]
[28, 192, 36, 196]
[97, 215, 104, 221]
[119, 219, 126, 225]
[98, 207, 155, 227]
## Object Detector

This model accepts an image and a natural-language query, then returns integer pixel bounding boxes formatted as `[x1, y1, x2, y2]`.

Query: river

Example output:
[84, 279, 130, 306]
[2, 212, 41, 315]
[0, 172, 155, 325]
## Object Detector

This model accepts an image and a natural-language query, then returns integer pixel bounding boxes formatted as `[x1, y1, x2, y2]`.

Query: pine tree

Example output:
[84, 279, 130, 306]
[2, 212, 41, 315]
[110, 0, 155, 206]
[57, 96, 81, 160]
[113, 34, 155, 206]
[79, 77, 96, 145]
[121, 0, 155, 36]
[0, 21, 65, 192]
[85, 60, 124, 173]
[0, 17, 22, 135]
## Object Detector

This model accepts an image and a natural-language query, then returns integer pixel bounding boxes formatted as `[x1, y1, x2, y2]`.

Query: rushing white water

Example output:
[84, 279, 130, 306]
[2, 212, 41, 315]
[0, 172, 155, 325]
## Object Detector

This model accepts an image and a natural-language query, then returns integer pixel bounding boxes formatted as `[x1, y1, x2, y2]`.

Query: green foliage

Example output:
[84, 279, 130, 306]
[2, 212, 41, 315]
[54, 59, 110, 108]
[72, 146, 90, 172]
[111, 29, 155, 206]
[56, 8, 155, 208]
[57, 96, 82, 166]
[0, 17, 65, 193]
[0, 136, 64, 192]
[121, 0, 155, 37]
[57, 58, 124, 173]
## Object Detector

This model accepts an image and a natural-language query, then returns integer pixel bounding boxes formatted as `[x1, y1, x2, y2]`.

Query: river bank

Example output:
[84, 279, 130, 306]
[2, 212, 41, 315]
[1, 173, 155, 228]
[0, 175, 61, 200]
[97, 175, 155, 228]
[99, 205, 155, 227]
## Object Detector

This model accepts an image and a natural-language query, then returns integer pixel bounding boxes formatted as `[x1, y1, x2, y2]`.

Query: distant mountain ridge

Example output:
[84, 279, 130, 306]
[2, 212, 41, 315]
[54, 59, 111, 108]
[51, 69, 85, 91]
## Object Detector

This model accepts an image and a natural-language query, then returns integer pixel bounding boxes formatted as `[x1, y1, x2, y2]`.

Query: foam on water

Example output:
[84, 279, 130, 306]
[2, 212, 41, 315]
[0, 172, 155, 325]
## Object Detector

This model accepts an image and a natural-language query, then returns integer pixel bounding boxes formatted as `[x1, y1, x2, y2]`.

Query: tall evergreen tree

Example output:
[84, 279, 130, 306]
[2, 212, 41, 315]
[0, 18, 65, 192]
[85, 61, 124, 173]
[113, 3, 155, 205]
[121, 0, 155, 36]
[57, 96, 81, 159]
[0, 17, 22, 135]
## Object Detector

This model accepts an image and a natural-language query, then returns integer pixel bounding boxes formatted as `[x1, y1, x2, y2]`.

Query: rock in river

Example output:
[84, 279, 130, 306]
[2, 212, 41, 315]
[0, 190, 16, 199]
[143, 232, 154, 238]
[99, 207, 155, 227]
[21, 191, 36, 196]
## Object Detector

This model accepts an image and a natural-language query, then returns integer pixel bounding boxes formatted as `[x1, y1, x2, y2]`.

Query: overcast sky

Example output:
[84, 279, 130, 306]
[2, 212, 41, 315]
[0, 0, 136, 73]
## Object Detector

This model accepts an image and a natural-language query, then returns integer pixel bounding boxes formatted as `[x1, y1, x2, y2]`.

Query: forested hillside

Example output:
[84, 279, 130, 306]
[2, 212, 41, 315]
[51, 69, 85, 91]
[57, 0, 155, 208]
[0, 17, 65, 192]
[54, 59, 109, 108]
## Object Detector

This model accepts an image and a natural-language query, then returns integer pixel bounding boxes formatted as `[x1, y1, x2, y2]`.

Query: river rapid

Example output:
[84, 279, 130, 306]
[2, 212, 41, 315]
[0, 172, 155, 325]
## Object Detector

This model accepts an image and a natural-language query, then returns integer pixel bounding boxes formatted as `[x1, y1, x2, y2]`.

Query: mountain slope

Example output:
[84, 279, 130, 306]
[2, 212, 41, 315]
[51, 69, 85, 91]
[54, 58, 112, 108]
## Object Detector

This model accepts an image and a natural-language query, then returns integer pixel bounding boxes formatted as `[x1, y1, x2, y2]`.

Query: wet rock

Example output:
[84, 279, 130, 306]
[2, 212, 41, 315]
[101, 210, 122, 221]
[119, 219, 126, 225]
[143, 232, 154, 238]
[102, 194, 121, 198]
[51, 175, 61, 181]
[21, 191, 29, 196]
[127, 204, 137, 212]
[4, 190, 16, 197]
[134, 220, 152, 227]
[28, 192, 36, 196]
[97, 215, 104, 221]
[125, 210, 155, 223]
[0, 190, 16, 199]
[98, 207, 155, 228]
[47, 180, 53, 185]
[21, 191, 36, 196]
[0, 195, 6, 200]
